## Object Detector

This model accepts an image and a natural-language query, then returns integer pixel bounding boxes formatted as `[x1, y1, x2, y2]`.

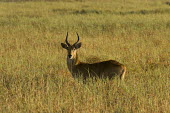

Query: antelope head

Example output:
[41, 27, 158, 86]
[61, 32, 82, 59]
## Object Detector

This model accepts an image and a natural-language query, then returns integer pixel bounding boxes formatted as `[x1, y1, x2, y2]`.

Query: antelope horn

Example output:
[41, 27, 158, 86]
[65, 32, 70, 46]
[73, 32, 80, 45]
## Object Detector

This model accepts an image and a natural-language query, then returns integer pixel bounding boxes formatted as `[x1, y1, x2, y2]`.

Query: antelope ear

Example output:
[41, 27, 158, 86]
[75, 42, 82, 49]
[61, 43, 68, 49]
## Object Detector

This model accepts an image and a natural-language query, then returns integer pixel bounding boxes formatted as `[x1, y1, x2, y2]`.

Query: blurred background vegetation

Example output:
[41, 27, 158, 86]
[0, 0, 170, 112]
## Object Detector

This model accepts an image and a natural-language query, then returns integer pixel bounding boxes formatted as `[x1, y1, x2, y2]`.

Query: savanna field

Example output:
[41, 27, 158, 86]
[0, 0, 170, 112]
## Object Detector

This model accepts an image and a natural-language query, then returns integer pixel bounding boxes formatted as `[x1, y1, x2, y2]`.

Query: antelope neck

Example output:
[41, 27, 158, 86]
[67, 53, 80, 72]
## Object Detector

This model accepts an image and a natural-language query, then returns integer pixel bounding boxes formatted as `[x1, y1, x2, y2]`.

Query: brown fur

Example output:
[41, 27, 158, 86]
[61, 33, 126, 81]
[67, 57, 126, 80]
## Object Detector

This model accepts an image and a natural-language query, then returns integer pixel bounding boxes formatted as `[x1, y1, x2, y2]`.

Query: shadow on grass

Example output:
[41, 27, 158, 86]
[165, 1, 170, 6]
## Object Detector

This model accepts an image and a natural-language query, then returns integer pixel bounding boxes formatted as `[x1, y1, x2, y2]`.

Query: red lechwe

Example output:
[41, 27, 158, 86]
[61, 33, 126, 81]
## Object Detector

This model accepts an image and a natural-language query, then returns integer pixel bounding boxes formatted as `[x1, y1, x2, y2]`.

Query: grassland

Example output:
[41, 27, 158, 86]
[0, 0, 170, 112]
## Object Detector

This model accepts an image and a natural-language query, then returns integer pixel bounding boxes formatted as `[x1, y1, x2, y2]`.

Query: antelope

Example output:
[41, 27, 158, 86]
[61, 32, 126, 81]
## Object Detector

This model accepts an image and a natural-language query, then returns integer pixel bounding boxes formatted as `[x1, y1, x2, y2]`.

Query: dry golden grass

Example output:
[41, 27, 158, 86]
[0, 0, 170, 112]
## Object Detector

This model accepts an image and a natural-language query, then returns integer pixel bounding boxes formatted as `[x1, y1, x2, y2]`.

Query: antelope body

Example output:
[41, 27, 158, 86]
[61, 33, 126, 80]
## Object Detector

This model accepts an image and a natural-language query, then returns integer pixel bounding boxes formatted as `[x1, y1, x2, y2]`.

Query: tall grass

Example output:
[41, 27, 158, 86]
[0, 0, 170, 112]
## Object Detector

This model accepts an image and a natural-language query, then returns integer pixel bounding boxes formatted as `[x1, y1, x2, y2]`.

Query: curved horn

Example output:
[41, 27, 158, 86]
[65, 32, 70, 46]
[73, 32, 80, 45]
